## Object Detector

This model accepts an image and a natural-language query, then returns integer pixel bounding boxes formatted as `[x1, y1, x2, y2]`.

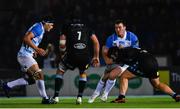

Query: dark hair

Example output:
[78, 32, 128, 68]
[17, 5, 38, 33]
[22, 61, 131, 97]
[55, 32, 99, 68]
[41, 15, 54, 24]
[114, 19, 126, 26]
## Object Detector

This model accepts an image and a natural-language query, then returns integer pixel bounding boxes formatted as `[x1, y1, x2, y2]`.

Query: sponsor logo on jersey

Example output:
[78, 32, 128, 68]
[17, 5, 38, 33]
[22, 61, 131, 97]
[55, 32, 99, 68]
[74, 43, 86, 49]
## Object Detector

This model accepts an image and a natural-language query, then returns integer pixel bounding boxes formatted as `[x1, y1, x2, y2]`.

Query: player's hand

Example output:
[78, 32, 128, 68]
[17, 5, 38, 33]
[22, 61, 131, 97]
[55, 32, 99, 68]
[33, 51, 38, 58]
[91, 57, 100, 67]
[35, 48, 46, 56]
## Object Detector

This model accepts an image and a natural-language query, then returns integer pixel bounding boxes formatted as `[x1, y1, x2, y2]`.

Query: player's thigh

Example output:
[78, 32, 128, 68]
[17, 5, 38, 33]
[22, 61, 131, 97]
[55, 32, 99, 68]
[78, 60, 89, 74]
[57, 60, 68, 75]
[149, 77, 160, 88]
[120, 70, 136, 79]
[109, 67, 122, 80]
[57, 54, 74, 73]
[105, 64, 119, 73]
[102, 64, 119, 81]
[17, 56, 38, 73]
[17, 56, 43, 79]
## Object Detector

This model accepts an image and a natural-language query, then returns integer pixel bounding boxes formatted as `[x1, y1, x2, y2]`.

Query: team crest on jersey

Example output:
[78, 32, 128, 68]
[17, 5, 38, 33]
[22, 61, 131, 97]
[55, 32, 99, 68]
[74, 43, 86, 49]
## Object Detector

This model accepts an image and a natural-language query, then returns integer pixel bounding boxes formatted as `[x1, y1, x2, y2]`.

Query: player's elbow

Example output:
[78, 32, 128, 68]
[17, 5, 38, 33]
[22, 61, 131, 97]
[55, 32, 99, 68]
[23, 36, 30, 44]
[23, 32, 34, 43]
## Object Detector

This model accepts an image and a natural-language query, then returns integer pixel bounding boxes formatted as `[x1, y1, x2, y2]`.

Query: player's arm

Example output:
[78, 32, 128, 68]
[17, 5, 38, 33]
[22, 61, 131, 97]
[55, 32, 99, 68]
[102, 46, 113, 64]
[132, 34, 139, 48]
[23, 32, 46, 56]
[59, 34, 66, 52]
[44, 43, 54, 57]
[91, 34, 100, 67]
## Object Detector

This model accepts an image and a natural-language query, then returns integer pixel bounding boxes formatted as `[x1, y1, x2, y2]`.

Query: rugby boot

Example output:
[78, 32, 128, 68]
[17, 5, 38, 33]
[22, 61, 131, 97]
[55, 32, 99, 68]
[110, 97, 126, 103]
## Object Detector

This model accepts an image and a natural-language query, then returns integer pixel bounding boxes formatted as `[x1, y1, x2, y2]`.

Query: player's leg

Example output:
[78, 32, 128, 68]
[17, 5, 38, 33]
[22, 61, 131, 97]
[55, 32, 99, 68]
[149, 77, 180, 102]
[76, 57, 90, 104]
[111, 70, 136, 103]
[27, 64, 53, 104]
[52, 59, 68, 103]
[88, 72, 109, 103]
[101, 65, 129, 102]
[76, 70, 87, 104]
[21, 56, 52, 104]
[0, 71, 36, 98]
[0, 56, 37, 98]
[100, 67, 122, 102]
[88, 64, 125, 103]
[88, 64, 116, 103]
[1, 76, 29, 98]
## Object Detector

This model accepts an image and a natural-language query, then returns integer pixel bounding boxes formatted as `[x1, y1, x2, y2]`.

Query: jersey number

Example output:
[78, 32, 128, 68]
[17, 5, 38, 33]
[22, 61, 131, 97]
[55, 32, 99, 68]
[77, 31, 82, 40]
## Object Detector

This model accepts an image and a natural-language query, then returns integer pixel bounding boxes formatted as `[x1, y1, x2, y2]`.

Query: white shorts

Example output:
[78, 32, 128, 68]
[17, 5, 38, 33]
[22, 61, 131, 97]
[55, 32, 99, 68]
[17, 56, 37, 72]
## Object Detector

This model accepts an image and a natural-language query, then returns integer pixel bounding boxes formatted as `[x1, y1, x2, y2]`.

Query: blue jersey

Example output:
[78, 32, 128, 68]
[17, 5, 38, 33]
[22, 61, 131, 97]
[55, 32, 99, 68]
[105, 31, 139, 49]
[18, 22, 45, 57]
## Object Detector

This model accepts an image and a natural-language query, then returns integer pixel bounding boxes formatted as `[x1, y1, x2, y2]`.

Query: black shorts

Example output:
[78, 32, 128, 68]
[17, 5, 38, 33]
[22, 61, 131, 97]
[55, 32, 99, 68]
[59, 53, 90, 73]
[127, 53, 159, 79]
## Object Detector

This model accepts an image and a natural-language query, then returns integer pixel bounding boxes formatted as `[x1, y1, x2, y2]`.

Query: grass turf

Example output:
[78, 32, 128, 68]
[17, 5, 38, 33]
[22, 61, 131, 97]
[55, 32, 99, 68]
[0, 96, 180, 108]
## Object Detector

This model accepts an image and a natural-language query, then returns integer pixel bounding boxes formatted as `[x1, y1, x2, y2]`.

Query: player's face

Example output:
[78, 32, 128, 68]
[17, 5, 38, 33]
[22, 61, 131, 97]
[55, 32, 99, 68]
[44, 23, 54, 32]
[115, 23, 126, 38]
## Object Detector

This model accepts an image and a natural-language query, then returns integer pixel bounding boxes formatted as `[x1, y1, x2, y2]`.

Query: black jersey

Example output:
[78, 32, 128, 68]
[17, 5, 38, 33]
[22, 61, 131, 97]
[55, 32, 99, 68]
[108, 47, 159, 78]
[108, 47, 141, 65]
[61, 19, 92, 57]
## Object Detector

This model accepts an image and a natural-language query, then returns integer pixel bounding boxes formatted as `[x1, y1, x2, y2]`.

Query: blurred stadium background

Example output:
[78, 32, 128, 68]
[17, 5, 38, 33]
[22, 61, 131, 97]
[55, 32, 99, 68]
[0, 0, 180, 98]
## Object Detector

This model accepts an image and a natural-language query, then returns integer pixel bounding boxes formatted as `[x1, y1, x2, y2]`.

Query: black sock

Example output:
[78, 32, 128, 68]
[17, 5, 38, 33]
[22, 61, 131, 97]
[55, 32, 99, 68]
[54, 78, 63, 97]
[77, 80, 87, 97]
[118, 94, 125, 99]
[172, 93, 177, 99]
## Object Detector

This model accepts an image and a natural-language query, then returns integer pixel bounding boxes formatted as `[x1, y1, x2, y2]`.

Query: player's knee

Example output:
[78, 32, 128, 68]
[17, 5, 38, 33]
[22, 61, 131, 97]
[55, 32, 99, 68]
[109, 68, 120, 80]
[101, 73, 109, 82]
[79, 73, 87, 81]
[153, 82, 160, 89]
[32, 69, 43, 80]
[150, 78, 160, 89]
[108, 73, 116, 80]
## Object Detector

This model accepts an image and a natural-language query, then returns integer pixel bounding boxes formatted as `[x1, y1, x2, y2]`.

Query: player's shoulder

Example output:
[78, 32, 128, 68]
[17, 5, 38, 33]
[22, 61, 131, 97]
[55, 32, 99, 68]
[127, 31, 138, 40]
[29, 22, 43, 31]
[32, 22, 42, 28]
[107, 33, 116, 39]
[28, 22, 43, 36]
[127, 31, 137, 36]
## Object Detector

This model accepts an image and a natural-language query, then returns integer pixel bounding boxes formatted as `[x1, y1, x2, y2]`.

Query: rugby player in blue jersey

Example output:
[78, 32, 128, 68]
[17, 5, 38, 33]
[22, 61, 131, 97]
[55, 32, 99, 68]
[88, 19, 139, 103]
[0, 16, 54, 104]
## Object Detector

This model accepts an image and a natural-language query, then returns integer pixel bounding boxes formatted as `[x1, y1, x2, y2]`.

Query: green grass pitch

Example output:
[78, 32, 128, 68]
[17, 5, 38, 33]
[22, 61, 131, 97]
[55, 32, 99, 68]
[0, 96, 180, 108]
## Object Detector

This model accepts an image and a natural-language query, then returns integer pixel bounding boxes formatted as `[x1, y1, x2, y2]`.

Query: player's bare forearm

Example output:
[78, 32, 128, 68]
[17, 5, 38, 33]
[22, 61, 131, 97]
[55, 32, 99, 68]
[91, 34, 100, 67]
[91, 34, 100, 58]
[23, 32, 46, 56]
[93, 42, 100, 59]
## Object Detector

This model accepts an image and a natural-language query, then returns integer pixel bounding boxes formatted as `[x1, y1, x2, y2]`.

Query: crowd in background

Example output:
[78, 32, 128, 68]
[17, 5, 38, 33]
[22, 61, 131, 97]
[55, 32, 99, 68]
[0, 0, 180, 69]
